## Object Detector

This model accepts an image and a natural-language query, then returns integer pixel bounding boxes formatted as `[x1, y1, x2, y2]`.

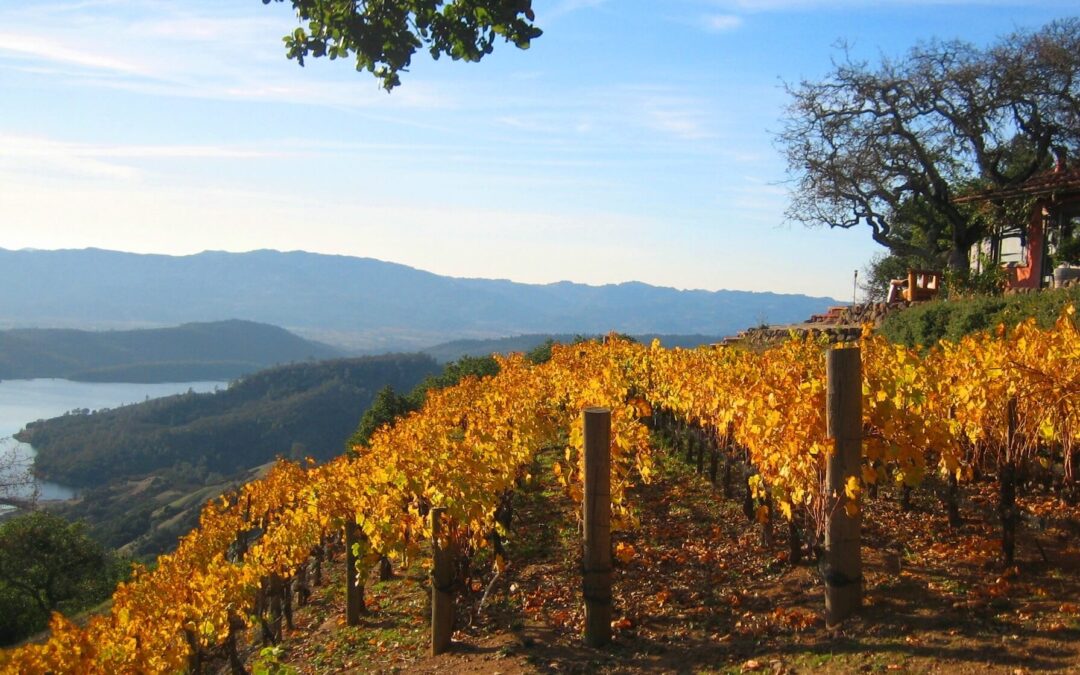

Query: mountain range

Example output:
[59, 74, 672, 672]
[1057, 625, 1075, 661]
[0, 248, 837, 350]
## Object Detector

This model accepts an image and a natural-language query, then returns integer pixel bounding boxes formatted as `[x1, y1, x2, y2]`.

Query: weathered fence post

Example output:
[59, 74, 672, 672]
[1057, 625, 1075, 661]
[344, 520, 365, 626]
[583, 407, 612, 647]
[825, 347, 862, 626]
[431, 507, 454, 655]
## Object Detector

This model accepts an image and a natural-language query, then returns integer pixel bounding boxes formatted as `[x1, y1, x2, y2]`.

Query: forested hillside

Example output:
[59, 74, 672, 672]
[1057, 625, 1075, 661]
[20, 354, 438, 487]
[0, 320, 340, 382]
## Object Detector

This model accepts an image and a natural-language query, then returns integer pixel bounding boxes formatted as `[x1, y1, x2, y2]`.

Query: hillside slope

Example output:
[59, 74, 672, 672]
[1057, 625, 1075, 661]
[0, 248, 836, 350]
[0, 320, 340, 382]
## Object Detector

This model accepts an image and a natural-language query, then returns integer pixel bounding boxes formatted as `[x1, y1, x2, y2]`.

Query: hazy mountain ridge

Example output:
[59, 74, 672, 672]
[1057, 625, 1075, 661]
[0, 248, 837, 350]
[420, 333, 727, 363]
[0, 319, 340, 382]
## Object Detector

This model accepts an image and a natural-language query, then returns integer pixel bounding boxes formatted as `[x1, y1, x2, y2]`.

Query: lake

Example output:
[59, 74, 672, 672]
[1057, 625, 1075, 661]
[0, 379, 226, 506]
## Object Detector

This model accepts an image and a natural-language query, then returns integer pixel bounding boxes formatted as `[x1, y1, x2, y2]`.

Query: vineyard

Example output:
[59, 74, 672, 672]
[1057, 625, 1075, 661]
[3, 309, 1080, 673]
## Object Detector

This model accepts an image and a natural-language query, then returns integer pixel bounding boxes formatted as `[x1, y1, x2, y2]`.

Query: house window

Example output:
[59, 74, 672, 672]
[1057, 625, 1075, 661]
[998, 234, 1026, 265]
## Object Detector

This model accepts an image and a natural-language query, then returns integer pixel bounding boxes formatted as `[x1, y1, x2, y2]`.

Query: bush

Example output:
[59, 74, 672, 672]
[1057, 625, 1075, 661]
[880, 285, 1080, 348]
[0, 512, 130, 645]
[942, 256, 1008, 298]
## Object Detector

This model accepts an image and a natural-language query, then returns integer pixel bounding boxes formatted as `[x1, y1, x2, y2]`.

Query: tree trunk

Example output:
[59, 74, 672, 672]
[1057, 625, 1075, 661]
[345, 521, 366, 625]
[1000, 459, 1018, 567]
[225, 617, 247, 675]
[378, 556, 393, 581]
[947, 244, 970, 275]
[899, 484, 913, 512]
[269, 574, 284, 642]
[722, 453, 733, 498]
[945, 472, 962, 528]
[1000, 398, 1019, 568]
[789, 518, 803, 566]
[283, 575, 294, 630]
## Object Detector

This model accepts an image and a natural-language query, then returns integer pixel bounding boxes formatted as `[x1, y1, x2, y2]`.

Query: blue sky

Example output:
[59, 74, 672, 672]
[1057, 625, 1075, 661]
[0, 0, 1075, 299]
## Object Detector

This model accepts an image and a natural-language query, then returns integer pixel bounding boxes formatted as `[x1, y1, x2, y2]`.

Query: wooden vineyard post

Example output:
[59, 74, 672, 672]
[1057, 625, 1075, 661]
[431, 507, 454, 656]
[583, 407, 612, 647]
[344, 520, 364, 626]
[825, 347, 862, 626]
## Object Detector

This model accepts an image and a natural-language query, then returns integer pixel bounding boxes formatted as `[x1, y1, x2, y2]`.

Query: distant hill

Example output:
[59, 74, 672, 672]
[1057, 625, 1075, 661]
[0, 248, 837, 351]
[421, 333, 726, 363]
[0, 320, 341, 382]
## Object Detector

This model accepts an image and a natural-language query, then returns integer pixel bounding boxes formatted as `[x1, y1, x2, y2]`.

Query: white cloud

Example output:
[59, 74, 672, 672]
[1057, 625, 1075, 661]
[0, 32, 146, 75]
[131, 16, 281, 42]
[0, 136, 139, 180]
[0, 135, 299, 182]
[703, 14, 743, 31]
[645, 106, 712, 140]
[545, 0, 609, 21]
[0, 3, 452, 112]
[614, 86, 717, 142]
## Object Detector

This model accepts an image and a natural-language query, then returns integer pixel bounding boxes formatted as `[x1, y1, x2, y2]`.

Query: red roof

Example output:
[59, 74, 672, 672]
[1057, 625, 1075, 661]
[954, 166, 1080, 204]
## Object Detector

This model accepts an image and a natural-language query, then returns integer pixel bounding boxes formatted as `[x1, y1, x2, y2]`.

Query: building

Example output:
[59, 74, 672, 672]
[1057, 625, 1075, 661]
[958, 161, 1080, 290]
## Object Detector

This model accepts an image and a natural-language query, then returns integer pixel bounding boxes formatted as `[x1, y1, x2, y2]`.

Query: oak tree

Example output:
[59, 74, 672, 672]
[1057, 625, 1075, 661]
[0, 512, 126, 645]
[779, 19, 1080, 272]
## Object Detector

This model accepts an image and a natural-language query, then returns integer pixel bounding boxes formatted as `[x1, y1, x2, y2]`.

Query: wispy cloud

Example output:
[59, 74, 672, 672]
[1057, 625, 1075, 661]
[614, 86, 717, 142]
[0, 136, 140, 180]
[131, 16, 282, 42]
[644, 105, 713, 141]
[544, 0, 609, 21]
[0, 2, 452, 111]
[0, 32, 146, 75]
[702, 13, 744, 31]
[0, 135, 296, 181]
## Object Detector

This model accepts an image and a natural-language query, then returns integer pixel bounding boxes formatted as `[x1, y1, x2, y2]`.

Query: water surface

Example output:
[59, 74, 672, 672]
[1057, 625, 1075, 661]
[0, 379, 225, 505]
